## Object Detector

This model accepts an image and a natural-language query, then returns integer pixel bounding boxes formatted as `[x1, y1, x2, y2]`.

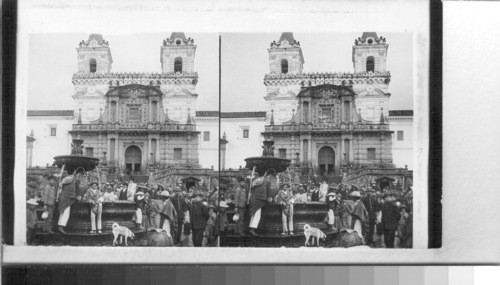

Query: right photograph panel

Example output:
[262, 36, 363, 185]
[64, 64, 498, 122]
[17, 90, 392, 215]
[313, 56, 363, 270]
[220, 32, 414, 248]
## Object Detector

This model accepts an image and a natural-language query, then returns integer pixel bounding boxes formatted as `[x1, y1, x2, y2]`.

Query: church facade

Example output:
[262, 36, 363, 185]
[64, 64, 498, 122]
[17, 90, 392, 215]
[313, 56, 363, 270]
[70, 33, 201, 174]
[262, 32, 393, 176]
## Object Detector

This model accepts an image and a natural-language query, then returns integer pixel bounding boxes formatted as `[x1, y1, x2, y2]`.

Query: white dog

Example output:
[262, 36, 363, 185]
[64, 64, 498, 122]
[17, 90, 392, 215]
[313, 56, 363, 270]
[112, 222, 135, 246]
[303, 224, 327, 247]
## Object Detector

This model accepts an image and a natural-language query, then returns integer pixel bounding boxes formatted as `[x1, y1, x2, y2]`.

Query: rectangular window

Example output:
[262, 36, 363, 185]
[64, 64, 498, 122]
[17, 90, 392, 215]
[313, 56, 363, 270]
[278, 148, 287, 159]
[86, 147, 94, 157]
[367, 148, 376, 160]
[243, 129, 249, 138]
[203, 131, 210, 141]
[129, 107, 140, 121]
[397, 130, 404, 141]
[50, 127, 57, 136]
[174, 148, 182, 160]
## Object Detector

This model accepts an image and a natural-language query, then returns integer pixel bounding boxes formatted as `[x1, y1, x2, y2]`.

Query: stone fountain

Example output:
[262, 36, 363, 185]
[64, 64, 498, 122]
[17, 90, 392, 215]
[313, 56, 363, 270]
[244, 140, 291, 176]
[53, 138, 100, 173]
[222, 140, 337, 246]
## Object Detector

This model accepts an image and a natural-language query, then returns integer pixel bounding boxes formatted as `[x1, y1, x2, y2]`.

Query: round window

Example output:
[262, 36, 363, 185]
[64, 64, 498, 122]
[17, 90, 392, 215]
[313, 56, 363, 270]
[367, 38, 373, 44]
[176, 39, 181, 45]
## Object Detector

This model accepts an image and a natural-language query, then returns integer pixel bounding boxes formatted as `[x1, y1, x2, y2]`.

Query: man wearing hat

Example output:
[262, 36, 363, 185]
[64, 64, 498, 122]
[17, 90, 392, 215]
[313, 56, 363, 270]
[310, 183, 320, 202]
[381, 193, 401, 248]
[171, 186, 189, 244]
[248, 174, 273, 236]
[41, 175, 57, 233]
[133, 186, 148, 230]
[276, 183, 294, 236]
[57, 168, 84, 234]
[233, 176, 247, 235]
[83, 181, 104, 234]
[361, 187, 382, 245]
[26, 198, 39, 245]
[189, 190, 209, 247]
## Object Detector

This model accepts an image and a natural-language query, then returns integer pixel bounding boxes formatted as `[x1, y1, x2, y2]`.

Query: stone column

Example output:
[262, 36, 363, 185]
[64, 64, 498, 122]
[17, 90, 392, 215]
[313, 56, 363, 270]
[299, 138, 304, 163]
[148, 101, 152, 122]
[341, 101, 344, 123]
[308, 101, 312, 123]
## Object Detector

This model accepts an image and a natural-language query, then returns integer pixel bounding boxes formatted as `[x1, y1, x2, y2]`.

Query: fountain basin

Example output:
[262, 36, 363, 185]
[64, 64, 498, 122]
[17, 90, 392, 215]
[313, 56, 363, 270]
[53, 155, 99, 174]
[226, 202, 332, 236]
[36, 201, 139, 234]
[244, 156, 291, 176]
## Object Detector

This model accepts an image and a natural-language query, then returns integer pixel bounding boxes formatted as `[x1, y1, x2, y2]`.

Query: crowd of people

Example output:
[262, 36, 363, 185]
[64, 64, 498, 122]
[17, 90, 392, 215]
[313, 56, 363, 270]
[26, 171, 412, 248]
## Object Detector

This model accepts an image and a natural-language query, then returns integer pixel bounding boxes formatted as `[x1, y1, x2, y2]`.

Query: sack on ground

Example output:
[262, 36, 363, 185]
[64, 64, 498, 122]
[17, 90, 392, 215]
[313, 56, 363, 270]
[340, 229, 363, 248]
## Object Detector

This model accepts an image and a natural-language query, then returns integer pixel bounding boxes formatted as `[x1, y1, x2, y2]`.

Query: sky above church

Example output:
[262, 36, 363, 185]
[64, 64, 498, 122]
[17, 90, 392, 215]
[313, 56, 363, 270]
[28, 32, 413, 112]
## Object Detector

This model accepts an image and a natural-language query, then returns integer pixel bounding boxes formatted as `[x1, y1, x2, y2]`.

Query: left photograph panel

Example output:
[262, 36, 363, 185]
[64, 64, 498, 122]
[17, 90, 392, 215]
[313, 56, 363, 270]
[25, 33, 220, 246]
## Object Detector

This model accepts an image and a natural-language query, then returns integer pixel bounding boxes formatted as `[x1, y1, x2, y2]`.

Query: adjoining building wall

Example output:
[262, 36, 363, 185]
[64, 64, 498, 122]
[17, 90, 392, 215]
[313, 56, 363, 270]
[221, 116, 266, 170]
[27, 112, 74, 167]
[195, 114, 220, 169]
[388, 112, 413, 169]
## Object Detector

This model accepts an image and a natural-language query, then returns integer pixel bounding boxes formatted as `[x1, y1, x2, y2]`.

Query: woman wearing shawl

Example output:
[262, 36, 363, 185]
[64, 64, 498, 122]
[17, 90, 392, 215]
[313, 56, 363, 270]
[349, 191, 369, 243]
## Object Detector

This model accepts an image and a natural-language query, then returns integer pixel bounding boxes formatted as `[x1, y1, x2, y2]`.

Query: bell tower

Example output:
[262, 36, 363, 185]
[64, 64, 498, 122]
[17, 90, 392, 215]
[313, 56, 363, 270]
[268, 32, 304, 74]
[160, 32, 196, 73]
[352, 32, 388, 73]
[76, 34, 113, 74]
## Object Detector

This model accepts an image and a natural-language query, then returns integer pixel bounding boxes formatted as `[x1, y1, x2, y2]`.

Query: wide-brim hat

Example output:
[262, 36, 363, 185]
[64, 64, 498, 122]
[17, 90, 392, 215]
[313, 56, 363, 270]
[326, 192, 336, 197]
[90, 181, 99, 187]
[27, 181, 38, 189]
[400, 204, 409, 210]
[208, 204, 216, 210]
[157, 191, 171, 198]
[252, 177, 265, 187]
[349, 191, 361, 198]
[365, 187, 375, 193]
[280, 183, 290, 189]
[135, 191, 144, 196]
[192, 190, 204, 198]
[27, 198, 38, 206]
[236, 176, 246, 182]
[313, 183, 320, 187]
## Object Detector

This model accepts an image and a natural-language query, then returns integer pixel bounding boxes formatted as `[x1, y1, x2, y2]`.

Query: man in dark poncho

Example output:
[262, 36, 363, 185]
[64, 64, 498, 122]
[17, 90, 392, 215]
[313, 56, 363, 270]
[361, 187, 381, 245]
[248, 175, 273, 236]
[57, 169, 83, 233]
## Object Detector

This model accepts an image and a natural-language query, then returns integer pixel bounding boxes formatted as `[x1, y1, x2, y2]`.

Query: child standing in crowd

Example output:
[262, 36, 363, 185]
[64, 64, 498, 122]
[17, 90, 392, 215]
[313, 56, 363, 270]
[103, 184, 118, 202]
[134, 188, 147, 230]
[294, 185, 308, 203]
[26, 198, 39, 245]
[325, 189, 336, 230]
[41, 175, 57, 233]
[83, 182, 103, 234]
[233, 176, 247, 235]
[118, 183, 128, 201]
[276, 183, 294, 236]
[204, 205, 217, 246]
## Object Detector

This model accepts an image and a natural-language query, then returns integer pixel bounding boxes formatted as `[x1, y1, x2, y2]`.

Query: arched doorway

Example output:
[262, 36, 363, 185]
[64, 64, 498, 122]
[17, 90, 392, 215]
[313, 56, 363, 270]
[125, 145, 142, 173]
[318, 146, 335, 175]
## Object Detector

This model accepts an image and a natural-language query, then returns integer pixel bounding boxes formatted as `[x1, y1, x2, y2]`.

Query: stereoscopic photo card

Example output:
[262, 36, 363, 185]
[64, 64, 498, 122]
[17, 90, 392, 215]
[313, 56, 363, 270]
[5, 0, 436, 264]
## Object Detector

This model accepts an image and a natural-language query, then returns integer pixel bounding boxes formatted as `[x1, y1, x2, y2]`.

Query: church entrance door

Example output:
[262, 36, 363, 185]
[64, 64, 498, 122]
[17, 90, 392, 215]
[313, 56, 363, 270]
[125, 145, 142, 174]
[318, 146, 335, 175]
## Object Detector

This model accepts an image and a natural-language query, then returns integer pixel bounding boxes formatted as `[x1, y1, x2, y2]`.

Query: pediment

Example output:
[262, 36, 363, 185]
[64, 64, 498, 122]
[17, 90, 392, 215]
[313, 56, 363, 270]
[106, 84, 163, 98]
[297, 84, 355, 99]
[357, 86, 388, 97]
